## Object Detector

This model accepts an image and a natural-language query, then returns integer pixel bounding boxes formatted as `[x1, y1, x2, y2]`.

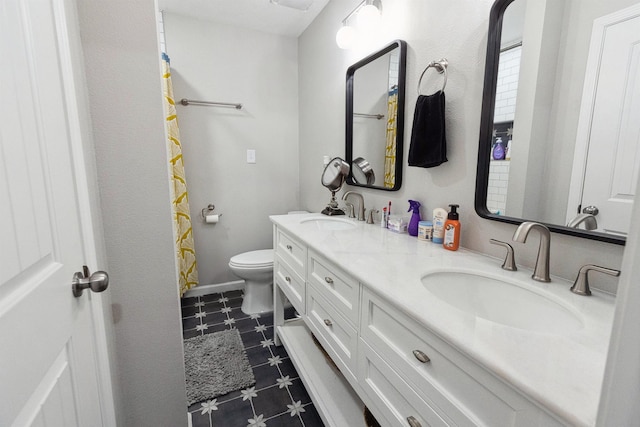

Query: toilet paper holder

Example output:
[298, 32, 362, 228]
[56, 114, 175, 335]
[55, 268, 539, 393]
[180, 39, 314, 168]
[201, 204, 222, 220]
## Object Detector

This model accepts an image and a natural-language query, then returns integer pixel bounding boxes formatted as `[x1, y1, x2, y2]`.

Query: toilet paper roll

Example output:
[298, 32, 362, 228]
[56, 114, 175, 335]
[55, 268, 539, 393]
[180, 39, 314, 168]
[205, 214, 220, 224]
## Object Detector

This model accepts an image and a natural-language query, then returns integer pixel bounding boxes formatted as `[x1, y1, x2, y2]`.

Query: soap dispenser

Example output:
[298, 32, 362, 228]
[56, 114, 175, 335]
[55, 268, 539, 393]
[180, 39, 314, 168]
[407, 200, 421, 236]
[443, 204, 461, 251]
[492, 137, 505, 160]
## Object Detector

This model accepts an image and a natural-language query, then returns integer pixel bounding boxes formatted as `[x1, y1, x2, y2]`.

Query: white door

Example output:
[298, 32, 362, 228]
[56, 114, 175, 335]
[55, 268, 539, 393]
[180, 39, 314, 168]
[567, 5, 640, 236]
[0, 0, 113, 426]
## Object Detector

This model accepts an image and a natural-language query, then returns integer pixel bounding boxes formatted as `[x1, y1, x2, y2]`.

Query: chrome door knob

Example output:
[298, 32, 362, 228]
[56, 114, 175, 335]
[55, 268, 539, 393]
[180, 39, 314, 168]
[582, 205, 599, 216]
[72, 266, 109, 297]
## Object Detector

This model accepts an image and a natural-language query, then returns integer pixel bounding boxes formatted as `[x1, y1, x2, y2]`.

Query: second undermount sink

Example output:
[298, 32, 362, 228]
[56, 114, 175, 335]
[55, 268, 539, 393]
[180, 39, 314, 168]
[299, 217, 357, 231]
[421, 271, 583, 334]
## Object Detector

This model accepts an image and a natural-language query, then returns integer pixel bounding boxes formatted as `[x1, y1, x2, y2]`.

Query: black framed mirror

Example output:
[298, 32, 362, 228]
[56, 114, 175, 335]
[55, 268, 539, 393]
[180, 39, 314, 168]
[475, 0, 639, 245]
[346, 39, 407, 191]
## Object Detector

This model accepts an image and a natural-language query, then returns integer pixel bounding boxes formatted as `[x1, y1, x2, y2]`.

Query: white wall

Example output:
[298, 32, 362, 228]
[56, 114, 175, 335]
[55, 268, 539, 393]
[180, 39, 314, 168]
[163, 13, 300, 285]
[76, 1, 188, 426]
[353, 53, 390, 180]
[298, 0, 624, 293]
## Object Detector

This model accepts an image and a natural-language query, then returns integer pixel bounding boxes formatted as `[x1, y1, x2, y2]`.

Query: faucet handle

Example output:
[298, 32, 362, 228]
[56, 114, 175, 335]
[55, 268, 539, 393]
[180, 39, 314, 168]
[489, 239, 517, 271]
[344, 202, 355, 218]
[570, 264, 620, 296]
[366, 209, 379, 224]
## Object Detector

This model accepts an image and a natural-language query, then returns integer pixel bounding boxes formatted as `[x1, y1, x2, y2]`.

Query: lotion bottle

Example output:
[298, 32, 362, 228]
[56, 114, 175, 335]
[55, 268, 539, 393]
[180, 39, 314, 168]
[432, 208, 447, 244]
[443, 204, 461, 251]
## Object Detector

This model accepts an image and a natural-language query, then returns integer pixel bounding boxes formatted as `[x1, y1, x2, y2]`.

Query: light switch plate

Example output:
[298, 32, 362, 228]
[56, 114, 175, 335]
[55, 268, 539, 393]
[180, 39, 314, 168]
[247, 149, 256, 164]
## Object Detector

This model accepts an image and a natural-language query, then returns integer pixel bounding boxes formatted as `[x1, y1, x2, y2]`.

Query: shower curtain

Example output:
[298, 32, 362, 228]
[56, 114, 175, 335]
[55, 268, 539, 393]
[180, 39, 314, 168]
[384, 85, 399, 188]
[162, 53, 199, 296]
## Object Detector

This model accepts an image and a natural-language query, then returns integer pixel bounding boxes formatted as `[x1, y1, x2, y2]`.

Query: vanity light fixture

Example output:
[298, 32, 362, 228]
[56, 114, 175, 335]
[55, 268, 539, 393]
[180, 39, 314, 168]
[336, 24, 357, 49]
[335, 0, 382, 49]
[357, 1, 381, 29]
[269, 0, 314, 11]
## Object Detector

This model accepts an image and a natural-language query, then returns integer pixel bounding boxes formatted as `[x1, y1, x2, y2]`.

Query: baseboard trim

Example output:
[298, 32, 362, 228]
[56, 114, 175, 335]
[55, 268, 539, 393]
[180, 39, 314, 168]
[182, 280, 245, 298]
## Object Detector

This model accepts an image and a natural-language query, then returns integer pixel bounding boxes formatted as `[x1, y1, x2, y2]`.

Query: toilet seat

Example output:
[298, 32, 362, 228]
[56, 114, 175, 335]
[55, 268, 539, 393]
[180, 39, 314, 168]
[229, 249, 274, 269]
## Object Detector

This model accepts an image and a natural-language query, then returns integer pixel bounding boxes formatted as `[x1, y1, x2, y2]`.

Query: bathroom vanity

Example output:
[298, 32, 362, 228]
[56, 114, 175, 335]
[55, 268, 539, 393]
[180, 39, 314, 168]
[271, 213, 615, 427]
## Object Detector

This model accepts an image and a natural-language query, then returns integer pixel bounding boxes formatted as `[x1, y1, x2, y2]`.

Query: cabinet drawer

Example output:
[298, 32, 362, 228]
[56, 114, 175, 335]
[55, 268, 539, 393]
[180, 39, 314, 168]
[275, 229, 306, 279]
[308, 250, 359, 325]
[358, 339, 449, 427]
[274, 256, 305, 315]
[306, 286, 358, 383]
[361, 289, 526, 427]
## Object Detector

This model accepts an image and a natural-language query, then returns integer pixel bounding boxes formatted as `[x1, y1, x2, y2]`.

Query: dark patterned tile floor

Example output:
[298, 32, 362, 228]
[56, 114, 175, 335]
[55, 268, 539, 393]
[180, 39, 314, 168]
[181, 291, 324, 427]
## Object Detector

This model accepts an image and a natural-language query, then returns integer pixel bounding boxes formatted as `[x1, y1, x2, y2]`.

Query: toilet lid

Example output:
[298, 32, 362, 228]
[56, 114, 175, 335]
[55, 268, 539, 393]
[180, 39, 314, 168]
[229, 249, 274, 268]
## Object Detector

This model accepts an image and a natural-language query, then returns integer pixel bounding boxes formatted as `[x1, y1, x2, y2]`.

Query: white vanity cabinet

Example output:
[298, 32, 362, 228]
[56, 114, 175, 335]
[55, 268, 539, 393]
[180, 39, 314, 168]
[272, 221, 589, 427]
[273, 227, 367, 427]
[359, 289, 565, 427]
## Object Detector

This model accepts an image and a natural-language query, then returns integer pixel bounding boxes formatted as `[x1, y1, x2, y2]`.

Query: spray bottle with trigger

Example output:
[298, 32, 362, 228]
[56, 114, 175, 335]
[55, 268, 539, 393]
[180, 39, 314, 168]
[407, 200, 421, 237]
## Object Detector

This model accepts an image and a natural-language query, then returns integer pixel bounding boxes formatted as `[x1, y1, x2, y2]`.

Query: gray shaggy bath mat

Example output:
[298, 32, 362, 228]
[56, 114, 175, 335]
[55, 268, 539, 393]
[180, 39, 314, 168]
[183, 329, 255, 406]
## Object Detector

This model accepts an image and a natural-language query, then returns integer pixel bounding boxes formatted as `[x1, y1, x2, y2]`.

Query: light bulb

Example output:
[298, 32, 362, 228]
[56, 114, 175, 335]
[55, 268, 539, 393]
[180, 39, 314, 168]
[336, 25, 356, 49]
[357, 4, 381, 30]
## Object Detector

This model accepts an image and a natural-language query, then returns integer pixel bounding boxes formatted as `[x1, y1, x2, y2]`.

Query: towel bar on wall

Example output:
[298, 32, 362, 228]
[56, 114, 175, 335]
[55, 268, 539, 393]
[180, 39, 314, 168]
[354, 112, 385, 120]
[179, 98, 243, 109]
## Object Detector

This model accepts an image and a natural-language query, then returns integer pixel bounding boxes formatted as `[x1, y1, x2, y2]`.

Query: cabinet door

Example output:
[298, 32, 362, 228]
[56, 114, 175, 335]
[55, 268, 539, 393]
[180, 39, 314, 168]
[306, 286, 358, 383]
[308, 250, 360, 325]
[361, 289, 565, 427]
[358, 340, 449, 427]
[274, 255, 305, 315]
[275, 228, 306, 278]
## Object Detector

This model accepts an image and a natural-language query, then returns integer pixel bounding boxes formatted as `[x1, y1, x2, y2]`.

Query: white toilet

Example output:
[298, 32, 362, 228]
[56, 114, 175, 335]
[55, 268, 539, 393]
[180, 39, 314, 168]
[229, 212, 307, 315]
[229, 249, 274, 315]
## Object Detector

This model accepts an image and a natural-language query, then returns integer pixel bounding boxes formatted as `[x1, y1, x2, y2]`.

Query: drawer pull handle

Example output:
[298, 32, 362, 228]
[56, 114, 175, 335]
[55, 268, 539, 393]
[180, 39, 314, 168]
[407, 416, 422, 427]
[413, 350, 430, 363]
[286, 244, 293, 251]
[324, 277, 334, 284]
[323, 319, 333, 327]
[285, 276, 291, 283]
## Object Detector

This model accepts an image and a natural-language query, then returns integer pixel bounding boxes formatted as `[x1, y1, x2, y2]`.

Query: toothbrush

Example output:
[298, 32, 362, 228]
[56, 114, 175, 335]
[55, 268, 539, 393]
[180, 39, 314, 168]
[387, 201, 392, 228]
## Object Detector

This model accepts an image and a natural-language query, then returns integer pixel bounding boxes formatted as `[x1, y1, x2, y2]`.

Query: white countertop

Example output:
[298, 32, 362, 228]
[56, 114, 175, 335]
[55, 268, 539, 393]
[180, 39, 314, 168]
[271, 213, 616, 427]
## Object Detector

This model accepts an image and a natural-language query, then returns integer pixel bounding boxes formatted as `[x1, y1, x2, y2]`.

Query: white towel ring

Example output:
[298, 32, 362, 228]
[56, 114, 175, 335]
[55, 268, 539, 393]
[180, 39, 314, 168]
[417, 59, 449, 95]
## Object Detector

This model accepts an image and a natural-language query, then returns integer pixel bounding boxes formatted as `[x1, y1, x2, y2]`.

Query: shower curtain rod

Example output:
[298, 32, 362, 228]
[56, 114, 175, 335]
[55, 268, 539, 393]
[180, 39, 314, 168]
[179, 98, 243, 109]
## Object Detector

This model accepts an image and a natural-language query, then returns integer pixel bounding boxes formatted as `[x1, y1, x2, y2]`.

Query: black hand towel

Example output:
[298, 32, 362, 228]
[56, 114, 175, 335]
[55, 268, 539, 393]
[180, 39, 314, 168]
[408, 91, 447, 168]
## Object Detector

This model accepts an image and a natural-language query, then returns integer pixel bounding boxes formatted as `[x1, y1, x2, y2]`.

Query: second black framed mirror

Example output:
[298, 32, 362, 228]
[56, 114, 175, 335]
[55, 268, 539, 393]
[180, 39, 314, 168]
[346, 39, 407, 191]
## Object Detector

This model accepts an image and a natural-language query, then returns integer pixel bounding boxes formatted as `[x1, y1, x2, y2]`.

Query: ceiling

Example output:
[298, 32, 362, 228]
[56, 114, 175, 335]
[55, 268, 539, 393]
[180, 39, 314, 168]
[158, 0, 331, 38]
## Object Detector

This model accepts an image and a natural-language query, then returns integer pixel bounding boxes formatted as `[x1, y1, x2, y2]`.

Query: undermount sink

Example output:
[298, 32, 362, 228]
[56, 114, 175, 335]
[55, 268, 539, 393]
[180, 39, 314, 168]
[299, 217, 357, 231]
[421, 271, 584, 334]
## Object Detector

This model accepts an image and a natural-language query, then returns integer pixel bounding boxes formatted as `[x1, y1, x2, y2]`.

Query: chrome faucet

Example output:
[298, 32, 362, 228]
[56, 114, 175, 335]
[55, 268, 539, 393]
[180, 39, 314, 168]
[567, 213, 598, 230]
[342, 191, 365, 221]
[512, 222, 551, 282]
